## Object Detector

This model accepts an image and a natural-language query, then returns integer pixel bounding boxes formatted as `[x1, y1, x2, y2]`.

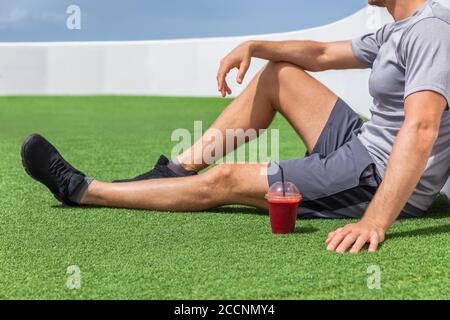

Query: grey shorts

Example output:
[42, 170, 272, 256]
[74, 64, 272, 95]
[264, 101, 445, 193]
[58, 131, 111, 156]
[268, 98, 425, 219]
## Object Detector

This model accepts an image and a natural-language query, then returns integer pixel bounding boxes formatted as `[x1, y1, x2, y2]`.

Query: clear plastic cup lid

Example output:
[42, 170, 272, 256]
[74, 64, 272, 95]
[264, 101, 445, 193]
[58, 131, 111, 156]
[266, 181, 301, 199]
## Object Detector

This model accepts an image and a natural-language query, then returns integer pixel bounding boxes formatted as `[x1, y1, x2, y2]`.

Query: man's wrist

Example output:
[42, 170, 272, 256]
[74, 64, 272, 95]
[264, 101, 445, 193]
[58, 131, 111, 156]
[361, 200, 393, 232]
[361, 213, 390, 232]
[246, 40, 258, 57]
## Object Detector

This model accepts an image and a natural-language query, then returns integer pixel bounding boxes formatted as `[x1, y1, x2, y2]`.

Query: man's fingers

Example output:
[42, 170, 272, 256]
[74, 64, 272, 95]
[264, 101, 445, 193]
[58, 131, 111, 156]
[217, 72, 224, 92]
[325, 232, 335, 244]
[326, 223, 384, 254]
[326, 229, 350, 252]
[218, 75, 231, 97]
[335, 233, 358, 254]
[325, 228, 342, 244]
[218, 63, 234, 97]
[216, 75, 221, 91]
[237, 60, 250, 84]
[368, 234, 380, 253]
[221, 80, 228, 97]
[217, 62, 229, 91]
[218, 57, 249, 96]
[349, 235, 370, 254]
[226, 83, 232, 95]
[218, 74, 228, 97]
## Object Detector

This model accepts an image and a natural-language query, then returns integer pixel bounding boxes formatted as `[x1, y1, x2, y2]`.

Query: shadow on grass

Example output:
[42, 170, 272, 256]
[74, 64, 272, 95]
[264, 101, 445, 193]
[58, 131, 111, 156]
[388, 195, 450, 240]
[207, 206, 268, 216]
[294, 226, 319, 234]
[387, 224, 450, 240]
[422, 194, 450, 219]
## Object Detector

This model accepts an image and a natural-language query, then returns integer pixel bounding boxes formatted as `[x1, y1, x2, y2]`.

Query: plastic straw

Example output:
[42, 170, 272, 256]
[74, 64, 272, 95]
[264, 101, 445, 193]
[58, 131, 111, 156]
[276, 162, 286, 196]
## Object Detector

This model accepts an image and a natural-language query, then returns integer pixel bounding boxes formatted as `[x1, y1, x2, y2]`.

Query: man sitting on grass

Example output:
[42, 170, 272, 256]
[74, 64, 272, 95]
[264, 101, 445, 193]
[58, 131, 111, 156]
[22, 0, 449, 253]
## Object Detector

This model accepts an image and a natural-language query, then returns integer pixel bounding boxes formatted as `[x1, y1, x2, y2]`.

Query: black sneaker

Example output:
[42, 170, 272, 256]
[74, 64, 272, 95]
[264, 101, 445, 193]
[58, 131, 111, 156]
[21, 134, 87, 206]
[113, 155, 197, 183]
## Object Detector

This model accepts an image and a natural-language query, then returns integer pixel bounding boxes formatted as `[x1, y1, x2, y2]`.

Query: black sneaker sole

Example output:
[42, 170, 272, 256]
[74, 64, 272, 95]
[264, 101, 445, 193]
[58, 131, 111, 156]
[21, 133, 64, 204]
[20, 133, 39, 180]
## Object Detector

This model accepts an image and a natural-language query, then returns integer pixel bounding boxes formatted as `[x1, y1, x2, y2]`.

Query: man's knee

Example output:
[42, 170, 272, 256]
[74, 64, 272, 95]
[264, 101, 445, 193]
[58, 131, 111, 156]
[261, 61, 307, 82]
[204, 164, 235, 195]
[259, 62, 309, 104]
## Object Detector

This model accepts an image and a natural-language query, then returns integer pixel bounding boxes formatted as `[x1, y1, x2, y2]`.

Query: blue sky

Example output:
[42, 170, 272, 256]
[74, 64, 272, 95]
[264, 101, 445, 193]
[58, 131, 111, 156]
[0, 0, 368, 42]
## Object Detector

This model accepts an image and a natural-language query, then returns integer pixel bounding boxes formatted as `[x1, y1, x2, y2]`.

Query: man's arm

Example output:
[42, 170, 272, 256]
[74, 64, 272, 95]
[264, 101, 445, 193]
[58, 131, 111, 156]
[251, 40, 366, 72]
[217, 40, 366, 97]
[326, 91, 447, 254]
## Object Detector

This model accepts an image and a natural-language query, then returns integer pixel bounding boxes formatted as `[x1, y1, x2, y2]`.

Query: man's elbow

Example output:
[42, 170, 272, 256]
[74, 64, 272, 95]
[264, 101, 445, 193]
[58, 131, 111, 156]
[314, 51, 332, 72]
[404, 119, 440, 149]
[307, 42, 331, 72]
[306, 64, 328, 72]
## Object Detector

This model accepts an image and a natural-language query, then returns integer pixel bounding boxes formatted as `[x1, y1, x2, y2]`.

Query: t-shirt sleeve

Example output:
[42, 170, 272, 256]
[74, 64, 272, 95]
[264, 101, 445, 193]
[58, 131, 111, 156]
[402, 18, 450, 106]
[351, 26, 385, 67]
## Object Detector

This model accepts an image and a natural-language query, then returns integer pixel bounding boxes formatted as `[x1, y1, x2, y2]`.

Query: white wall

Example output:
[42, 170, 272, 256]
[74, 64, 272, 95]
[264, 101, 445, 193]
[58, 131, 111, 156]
[0, 5, 394, 118]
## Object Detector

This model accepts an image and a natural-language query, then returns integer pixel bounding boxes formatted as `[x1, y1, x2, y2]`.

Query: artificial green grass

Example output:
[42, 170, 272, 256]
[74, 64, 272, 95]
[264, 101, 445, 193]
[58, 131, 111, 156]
[0, 96, 449, 300]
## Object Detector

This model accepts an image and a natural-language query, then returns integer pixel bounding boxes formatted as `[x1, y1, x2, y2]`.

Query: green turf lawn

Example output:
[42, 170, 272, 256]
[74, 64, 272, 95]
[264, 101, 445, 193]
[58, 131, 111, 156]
[0, 96, 449, 300]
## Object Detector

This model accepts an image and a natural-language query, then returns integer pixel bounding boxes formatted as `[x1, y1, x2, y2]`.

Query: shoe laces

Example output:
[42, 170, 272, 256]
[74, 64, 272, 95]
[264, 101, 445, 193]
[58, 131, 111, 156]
[49, 158, 72, 189]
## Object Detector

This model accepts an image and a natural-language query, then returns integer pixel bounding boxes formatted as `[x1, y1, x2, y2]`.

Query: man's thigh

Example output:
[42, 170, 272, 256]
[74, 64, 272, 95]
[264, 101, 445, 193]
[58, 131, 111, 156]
[267, 63, 363, 156]
[261, 62, 338, 152]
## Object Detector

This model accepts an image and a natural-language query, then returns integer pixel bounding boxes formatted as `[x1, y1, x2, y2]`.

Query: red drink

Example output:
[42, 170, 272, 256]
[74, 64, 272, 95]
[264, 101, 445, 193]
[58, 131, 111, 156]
[265, 182, 301, 234]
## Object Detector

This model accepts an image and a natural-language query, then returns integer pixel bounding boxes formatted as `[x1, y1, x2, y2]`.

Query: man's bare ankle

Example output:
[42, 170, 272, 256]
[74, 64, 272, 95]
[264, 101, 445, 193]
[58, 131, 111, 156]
[79, 180, 98, 205]
[180, 163, 199, 172]
[174, 157, 201, 172]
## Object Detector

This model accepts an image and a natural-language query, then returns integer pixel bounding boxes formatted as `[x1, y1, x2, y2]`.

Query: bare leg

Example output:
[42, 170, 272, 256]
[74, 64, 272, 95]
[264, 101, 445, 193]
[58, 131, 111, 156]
[81, 62, 338, 211]
[81, 163, 269, 211]
[178, 62, 337, 172]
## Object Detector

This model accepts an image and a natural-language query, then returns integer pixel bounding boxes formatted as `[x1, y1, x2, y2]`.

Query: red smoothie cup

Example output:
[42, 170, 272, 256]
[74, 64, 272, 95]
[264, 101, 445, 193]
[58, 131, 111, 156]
[265, 182, 301, 234]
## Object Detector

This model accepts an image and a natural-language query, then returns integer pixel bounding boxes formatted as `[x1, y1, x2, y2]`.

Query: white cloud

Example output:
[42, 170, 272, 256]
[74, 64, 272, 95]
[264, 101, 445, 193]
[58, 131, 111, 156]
[0, 7, 28, 24]
[0, 2, 65, 29]
[35, 11, 66, 23]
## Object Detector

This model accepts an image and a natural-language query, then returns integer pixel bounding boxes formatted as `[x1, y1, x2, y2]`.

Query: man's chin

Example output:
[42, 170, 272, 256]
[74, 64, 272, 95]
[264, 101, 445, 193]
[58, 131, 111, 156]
[368, 0, 387, 7]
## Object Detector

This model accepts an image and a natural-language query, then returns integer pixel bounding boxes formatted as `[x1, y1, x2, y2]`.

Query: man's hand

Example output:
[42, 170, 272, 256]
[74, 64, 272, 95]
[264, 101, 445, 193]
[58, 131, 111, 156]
[216, 40, 366, 97]
[326, 219, 386, 254]
[217, 41, 252, 97]
[326, 91, 446, 254]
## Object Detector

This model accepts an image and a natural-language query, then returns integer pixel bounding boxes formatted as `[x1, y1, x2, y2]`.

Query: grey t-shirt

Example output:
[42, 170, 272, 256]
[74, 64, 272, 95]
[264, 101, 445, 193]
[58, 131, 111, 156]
[351, 0, 450, 211]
